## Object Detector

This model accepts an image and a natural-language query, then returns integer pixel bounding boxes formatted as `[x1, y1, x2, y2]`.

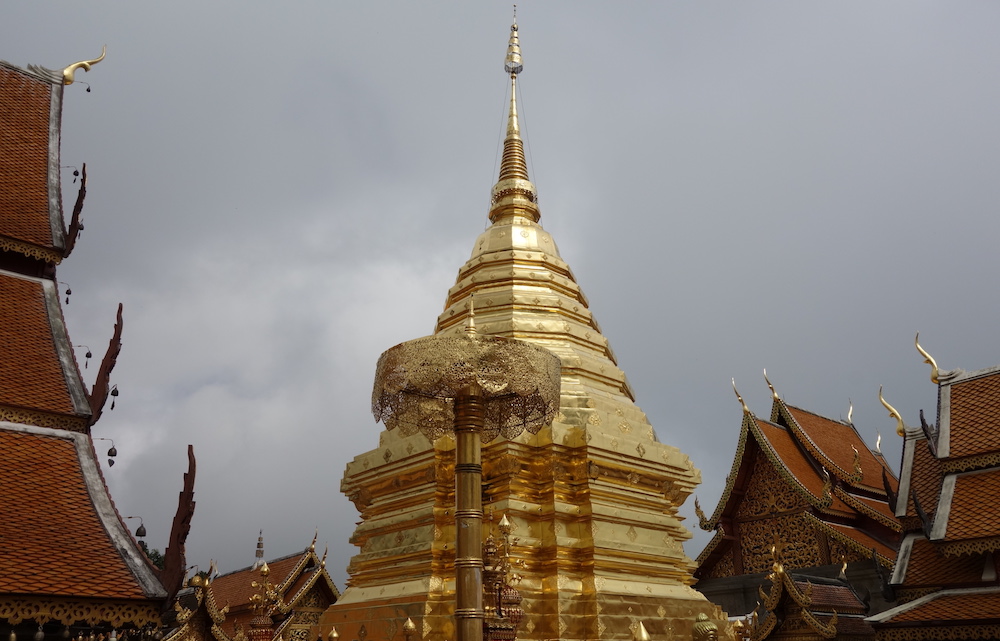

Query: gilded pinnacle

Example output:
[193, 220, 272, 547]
[489, 21, 539, 224]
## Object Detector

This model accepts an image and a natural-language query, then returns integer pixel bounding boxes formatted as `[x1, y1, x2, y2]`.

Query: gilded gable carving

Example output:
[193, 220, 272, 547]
[739, 514, 820, 573]
[736, 456, 807, 521]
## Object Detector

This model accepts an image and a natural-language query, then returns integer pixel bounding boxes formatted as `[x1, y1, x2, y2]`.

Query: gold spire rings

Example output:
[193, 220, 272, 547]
[878, 385, 905, 437]
[915, 332, 940, 384]
[62, 46, 106, 85]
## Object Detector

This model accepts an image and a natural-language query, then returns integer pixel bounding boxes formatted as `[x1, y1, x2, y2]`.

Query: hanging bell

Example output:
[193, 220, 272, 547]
[108, 458, 115, 467]
[107, 445, 117, 458]
[35, 627, 44, 641]
[136, 523, 147, 538]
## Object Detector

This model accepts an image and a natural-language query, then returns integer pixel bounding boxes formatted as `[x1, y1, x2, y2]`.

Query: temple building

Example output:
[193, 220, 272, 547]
[693, 382, 900, 622]
[323, 22, 725, 641]
[867, 349, 1000, 640]
[165, 535, 340, 641]
[0, 55, 194, 638]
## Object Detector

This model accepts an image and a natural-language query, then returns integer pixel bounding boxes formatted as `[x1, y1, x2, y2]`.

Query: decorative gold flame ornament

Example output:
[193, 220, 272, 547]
[62, 46, 106, 85]
[914, 332, 940, 384]
[732, 378, 750, 415]
[878, 385, 905, 437]
[372, 325, 560, 641]
[763, 369, 778, 401]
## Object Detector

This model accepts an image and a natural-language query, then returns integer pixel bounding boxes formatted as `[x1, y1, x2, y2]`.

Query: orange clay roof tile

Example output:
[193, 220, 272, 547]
[0, 64, 57, 249]
[211, 552, 307, 635]
[0, 428, 150, 599]
[906, 440, 942, 521]
[792, 581, 866, 614]
[882, 589, 1000, 623]
[948, 373, 1000, 459]
[943, 468, 1000, 541]
[818, 520, 897, 561]
[901, 536, 983, 587]
[785, 405, 896, 492]
[0, 273, 81, 416]
[754, 419, 850, 513]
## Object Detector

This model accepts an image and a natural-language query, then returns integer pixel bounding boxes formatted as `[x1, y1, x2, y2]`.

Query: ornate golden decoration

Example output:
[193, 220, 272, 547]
[851, 444, 863, 481]
[0, 235, 64, 263]
[733, 378, 750, 414]
[876, 624, 1000, 641]
[0, 597, 161, 627]
[832, 487, 901, 532]
[62, 46, 106, 85]
[938, 535, 1000, 557]
[0, 404, 88, 430]
[735, 455, 808, 520]
[763, 369, 778, 401]
[740, 514, 821, 573]
[915, 332, 940, 385]
[372, 333, 561, 443]
[879, 385, 906, 437]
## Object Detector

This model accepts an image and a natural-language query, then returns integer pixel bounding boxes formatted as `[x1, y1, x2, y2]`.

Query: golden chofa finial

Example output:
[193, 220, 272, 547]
[875, 430, 882, 455]
[62, 45, 106, 85]
[915, 332, 940, 384]
[847, 398, 854, 426]
[763, 368, 778, 401]
[878, 385, 905, 437]
[732, 378, 750, 414]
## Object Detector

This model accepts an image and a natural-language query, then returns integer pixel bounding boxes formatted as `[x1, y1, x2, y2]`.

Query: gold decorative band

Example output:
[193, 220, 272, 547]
[0, 235, 63, 264]
[0, 404, 88, 431]
[0, 597, 161, 627]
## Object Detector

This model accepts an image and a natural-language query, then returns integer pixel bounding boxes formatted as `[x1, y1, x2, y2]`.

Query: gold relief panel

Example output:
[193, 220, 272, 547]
[739, 514, 820, 573]
[0, 598, 161, 627]
[736, 456, 807, 520]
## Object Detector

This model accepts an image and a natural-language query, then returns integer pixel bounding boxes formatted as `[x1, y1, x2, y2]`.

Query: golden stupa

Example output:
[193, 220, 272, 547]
[323, 20, 725, 641]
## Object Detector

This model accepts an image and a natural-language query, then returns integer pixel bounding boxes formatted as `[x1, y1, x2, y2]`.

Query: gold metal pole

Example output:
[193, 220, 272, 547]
[453, 385, 484, 641]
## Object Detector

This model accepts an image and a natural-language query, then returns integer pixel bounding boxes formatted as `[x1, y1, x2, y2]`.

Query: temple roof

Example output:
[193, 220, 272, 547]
[868, 586, 1000, 626]
[695, 395, 899, 577]
[0, 269, 91, 429]
[0, 421, 166, 600]
[210, 545, 339, 637]
[0, 60, 69, 264]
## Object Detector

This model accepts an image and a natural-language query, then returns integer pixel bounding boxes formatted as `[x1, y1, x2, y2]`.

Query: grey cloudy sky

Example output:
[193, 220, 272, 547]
[6, 2, 1000, 586]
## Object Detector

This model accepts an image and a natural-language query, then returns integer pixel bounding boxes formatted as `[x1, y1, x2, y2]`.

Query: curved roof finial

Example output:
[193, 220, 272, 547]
[62, 45, 106, 85]
[915, 332, 940, 384]
[846, 398, 854, 427]
[732, 378, 750, 415]
[878, 385, 905, 437]
[763, 368, 778, 401]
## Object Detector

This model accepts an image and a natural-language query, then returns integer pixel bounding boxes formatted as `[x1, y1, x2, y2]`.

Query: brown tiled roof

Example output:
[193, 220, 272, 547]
[881, 589, 1000, 623]
[906, 438, 942, 520]
[754, 419, 850, 513]
[838, 490, 898, 526]
[0, 272, 81, 416]
[0, 63, 57, 250]
[0, 426, 154, 599]
[949, 373, 1000, 459]
[211, 553, 305, 610]
[901, 536, 983, 587]
[793, 581, 866, 614]
[785, 405, 895, 493]
[942, 468, 1000, 541]
[816, 519, 897, 562]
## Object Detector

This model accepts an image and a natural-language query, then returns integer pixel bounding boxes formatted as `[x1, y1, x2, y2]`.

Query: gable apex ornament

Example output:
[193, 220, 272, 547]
[62, 45, 106, 85]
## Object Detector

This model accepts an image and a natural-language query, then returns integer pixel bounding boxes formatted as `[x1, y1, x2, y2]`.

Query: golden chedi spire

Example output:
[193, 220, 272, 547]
[333, 17, 723, 641]
[489, 20, 540, 224]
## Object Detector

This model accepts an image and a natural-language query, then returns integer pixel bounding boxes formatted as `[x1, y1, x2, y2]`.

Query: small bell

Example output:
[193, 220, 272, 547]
[35, 628, 44, 641]
[108, 458, 115, 467]
[107, 445, 117, 458]
[136, 523, 147, 538]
